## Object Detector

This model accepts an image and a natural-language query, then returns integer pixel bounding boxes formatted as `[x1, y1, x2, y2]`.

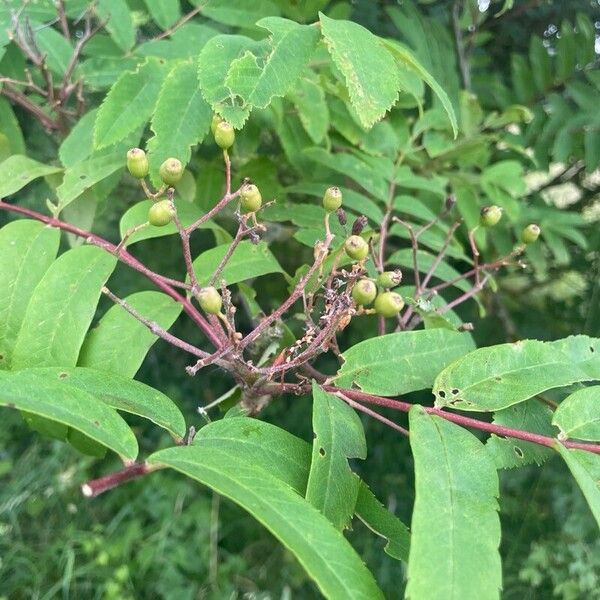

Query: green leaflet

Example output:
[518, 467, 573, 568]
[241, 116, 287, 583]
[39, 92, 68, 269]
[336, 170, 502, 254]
[149, 442, 384, 599]
[382, 39, 458, 138]
[226, 17, 319, 109]
[146, 62, 212, 187]
[555, 444, 600, 530]
[319, 13, 400, 129]
[118, 199, 229, 246]
[0, 369, 138, 461]
[96, 0, 135, 52]
[306, 384, 367, 530]
[288, 72, 329, 144]
[33, 23, 73, 76]
[0, 220, 60, 370]
[0, 97, 25, 155]
[198, 35, 264, 128]
[199, 0, 280, 27]
[143, 0, 180, 30]
[406, 406, 501, 600]
[94, 59, 170, 149]
[434, 336, 600, 412]
[355, 482, 410, 562]
[56, 152, 124, 212]
[387, 248, 471, 293]
[59, 109, 98, 168]
[553, 386, 600, 442]
[11, 246, 117, 370]
[79, 291, 182, 378]
[0, 155, 62, 198]
[486, 400, 556, 469]
[192, 418, 312, 494]
[334, 330, 475, 396]
[21, 367, 186, 439]
[190, 240, 284, 287]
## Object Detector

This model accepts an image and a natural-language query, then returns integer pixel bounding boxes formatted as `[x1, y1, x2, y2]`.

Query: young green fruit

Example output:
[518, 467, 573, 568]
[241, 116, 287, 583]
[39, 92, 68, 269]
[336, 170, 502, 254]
[240, 183, 262, 213]
[148, 200, 174, 227]
[197, 286, 222, 315]
[352, 279, 377, 306]
[521, 223, 541, 244]
[374, 291, 404, 318]
[480, 205, 503, 227]
[214, 120, 235, 149]
[126, 148, 149, 179]
[211, 114, 223, 135]
[344, 235, 369, 261]
[159, 158, 184, 186]
[377, 270, 402, 289]
[322, 186, 342, 212]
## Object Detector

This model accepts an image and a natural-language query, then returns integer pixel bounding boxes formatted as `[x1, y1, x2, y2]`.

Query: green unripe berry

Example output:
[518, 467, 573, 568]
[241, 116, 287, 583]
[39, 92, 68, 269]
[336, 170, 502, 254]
[480, 205, 503, 227]
[377, 270, 402, 289]
[197, 286, 222, 315]
[374, 291, 405, 318]
[159, 158, 184, 186]
[521, 223, 541, 244]
[214, 121, 235, 150]
[148, 200, 174, 227]
[126, 148, 149, 179]
[211, 114, 223, 135]
[352, 279, 377, 306]
[323, 186, 342, 212]
[240, 183, 262, 213]
[344, 235, 369, 261]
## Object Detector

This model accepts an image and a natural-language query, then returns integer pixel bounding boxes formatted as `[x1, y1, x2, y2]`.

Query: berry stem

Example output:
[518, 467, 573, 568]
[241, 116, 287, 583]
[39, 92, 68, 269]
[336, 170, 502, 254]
[102, 287, 210, 360]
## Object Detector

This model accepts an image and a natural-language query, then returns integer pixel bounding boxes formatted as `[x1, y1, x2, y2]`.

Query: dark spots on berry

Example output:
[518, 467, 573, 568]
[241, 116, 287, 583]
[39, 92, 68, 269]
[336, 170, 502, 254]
[513, 446, 524, 458]
[319, 447, 326, 457]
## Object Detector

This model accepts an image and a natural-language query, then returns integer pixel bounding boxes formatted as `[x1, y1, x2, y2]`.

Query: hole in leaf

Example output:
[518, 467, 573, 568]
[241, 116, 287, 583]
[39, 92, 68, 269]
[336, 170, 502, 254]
[514, 446, 524, 458]
[590, 346, 595, 353]
[318, 447, 326, 457]
[79, 175, 87, 180]
[451, 388, 459, 395]
[438, 390, 446, 399]
[495, 376, 502, 381]
[58, 372, 68, 379]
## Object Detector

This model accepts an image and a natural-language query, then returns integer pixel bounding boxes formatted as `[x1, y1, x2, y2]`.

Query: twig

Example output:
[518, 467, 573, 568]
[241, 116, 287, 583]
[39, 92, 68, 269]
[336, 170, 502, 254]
[56, 0, 70, 39]
[82, 462, 162, 497]
[336, 392, 409, 436]
[102, 287, 210, 360]
[152, 5, 202, 41]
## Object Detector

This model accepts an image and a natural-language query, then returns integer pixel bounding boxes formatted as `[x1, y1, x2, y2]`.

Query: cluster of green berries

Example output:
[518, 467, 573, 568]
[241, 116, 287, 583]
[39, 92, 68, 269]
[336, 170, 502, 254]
[479, 204, 541, 244]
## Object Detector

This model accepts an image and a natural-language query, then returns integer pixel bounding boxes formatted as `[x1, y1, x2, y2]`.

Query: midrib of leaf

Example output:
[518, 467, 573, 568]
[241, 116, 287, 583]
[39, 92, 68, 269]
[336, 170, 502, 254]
[157, 454, 374, 598]
[34, 253, 109, 363]
[1, 226, 47, 345]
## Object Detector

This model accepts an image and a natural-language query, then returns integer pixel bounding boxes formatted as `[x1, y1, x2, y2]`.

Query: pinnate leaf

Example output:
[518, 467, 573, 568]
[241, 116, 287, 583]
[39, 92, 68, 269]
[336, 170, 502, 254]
[319, 13, 399, 128]
[79, 291, 182, 377]
[434, 336, 600, 412]
[406, 406, 501, 600]
[11, 246, 117, 369]
[553, 386, 600, 442]
[0, 220, 60, 370]
[94, 59, 169, 149]
[334, 330, 475, 396]
[306, 384, 366, 530]
[0, 368, 138, 460]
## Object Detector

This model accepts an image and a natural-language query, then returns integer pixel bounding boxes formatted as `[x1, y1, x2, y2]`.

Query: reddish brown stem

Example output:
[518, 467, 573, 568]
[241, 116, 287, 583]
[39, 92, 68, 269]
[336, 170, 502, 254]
[82, 463, 161, 497]
[325, 387, 600, 455]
